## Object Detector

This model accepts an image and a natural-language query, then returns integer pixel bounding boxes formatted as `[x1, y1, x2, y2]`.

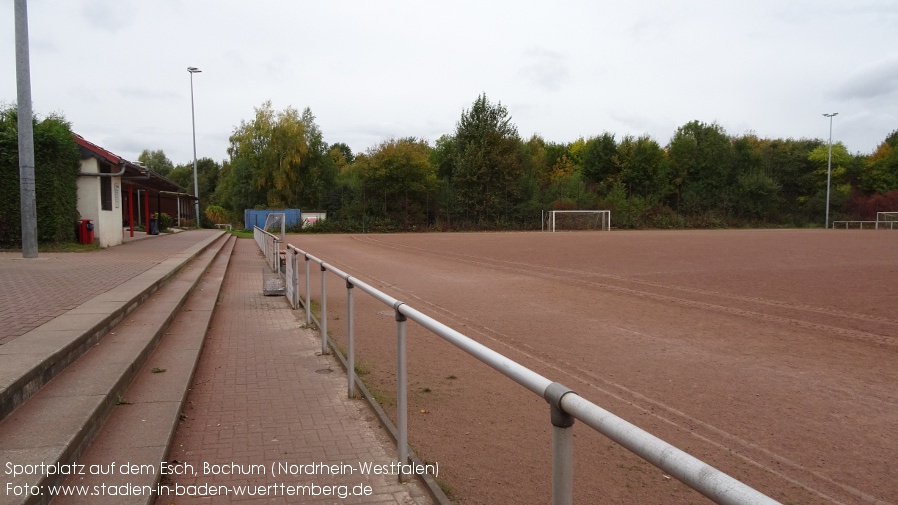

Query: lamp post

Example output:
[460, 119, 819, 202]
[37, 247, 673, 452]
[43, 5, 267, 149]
[188, 66, 201, 227]
[15, 0, 37, 258]
[823, 112, 838, 229]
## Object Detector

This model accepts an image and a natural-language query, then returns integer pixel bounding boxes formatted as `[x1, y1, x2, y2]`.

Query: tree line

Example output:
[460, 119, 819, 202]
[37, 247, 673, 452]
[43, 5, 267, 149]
[143, 94, 897, 231]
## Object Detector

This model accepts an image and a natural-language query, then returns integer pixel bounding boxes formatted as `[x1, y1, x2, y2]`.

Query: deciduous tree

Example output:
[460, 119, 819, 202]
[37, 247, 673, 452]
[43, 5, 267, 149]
[137, 149, 174, 176]
[581, 133, 617, 187]
[357, 137, 436, 227]
[225, 101, 310, 209]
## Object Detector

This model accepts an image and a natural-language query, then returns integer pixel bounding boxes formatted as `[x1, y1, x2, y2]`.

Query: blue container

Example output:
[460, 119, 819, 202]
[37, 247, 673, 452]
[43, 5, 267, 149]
[243, 209, 303, 230]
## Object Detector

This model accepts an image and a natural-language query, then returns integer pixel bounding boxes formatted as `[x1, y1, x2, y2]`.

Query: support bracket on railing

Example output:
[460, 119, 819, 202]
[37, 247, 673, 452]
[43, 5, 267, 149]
[394, 302, 406, 322]
[544, 382, 576, 428]
[545, 382, 576, 505]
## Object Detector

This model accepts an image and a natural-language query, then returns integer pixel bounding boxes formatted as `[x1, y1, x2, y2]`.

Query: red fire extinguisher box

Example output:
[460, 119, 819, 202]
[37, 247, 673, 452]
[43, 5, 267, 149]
[78, 219, 95, 244]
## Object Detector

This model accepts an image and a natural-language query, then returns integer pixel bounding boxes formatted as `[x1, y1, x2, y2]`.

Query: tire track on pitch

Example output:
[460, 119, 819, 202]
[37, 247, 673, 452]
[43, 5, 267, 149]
[350, 236, 898, 348]
[317, 238, 887, 505]
[334, 263, 874, 505]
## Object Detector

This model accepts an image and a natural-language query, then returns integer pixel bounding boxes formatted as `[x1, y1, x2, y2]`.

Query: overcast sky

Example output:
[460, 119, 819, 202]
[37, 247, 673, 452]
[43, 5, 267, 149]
[2, 1, 897, 166]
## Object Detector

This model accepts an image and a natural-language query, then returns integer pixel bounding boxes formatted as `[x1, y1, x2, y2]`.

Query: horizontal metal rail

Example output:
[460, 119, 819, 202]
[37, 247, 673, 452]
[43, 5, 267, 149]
[253, 226, 282, 274]
[283, 241, 780, 505]
[832, 220, 898, 230]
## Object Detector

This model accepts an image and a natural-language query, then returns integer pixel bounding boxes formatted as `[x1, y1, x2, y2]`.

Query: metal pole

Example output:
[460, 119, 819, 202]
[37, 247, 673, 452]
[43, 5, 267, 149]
[188, 67, 201, 227]
[823, 112, 838, 229]
[396, 306, 408, 483]
[320, 264, 328, 355]
[552, 425, 574, 505]
[291, 250, 299, 309]
[14, 0, 37, 258]
[304, 255, 311, 324]
[545, 383, 575, 505]
[347, 280, 355, 399]
[128, 184, 134, 237]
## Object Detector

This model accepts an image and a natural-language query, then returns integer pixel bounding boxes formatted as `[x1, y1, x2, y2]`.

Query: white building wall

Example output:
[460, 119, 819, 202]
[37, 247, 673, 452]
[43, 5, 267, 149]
[76, 157, 123, 248]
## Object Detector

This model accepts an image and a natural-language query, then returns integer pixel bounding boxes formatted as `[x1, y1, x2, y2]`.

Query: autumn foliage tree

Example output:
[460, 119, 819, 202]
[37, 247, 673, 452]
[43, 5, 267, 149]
[225, 101, 309, 209]
[356, 137, 436, 226]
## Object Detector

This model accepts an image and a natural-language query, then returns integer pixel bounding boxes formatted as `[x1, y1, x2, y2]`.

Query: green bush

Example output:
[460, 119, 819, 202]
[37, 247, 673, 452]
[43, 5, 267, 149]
[153, 212, 174, 230]
[0, 106, 81, 246]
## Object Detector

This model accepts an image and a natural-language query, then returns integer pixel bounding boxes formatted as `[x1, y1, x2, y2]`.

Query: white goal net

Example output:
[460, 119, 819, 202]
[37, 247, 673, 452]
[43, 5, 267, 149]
[542, 210, 611, 232]
[876, 212, 898, 230]
[263, 212, 286, 241]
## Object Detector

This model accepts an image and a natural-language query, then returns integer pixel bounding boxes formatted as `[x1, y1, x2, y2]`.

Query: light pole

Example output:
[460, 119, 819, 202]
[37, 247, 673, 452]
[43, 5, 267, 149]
[188, 66, 201, 227]
[15, 0, 37, 258]
[823, 112, 838, 229]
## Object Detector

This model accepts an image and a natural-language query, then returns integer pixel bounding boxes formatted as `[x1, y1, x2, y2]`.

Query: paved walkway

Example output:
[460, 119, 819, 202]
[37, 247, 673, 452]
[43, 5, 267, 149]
[2, 232, 433, 504]
[0, 230, 219, 345]
[156, 238, 432, 504]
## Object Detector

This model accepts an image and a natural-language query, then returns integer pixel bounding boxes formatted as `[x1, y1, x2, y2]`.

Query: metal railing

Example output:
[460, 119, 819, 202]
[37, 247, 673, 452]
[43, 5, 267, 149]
[253, 226, 282, 274]
[270, 239, 780, 505]
[832, 220, 898, 229]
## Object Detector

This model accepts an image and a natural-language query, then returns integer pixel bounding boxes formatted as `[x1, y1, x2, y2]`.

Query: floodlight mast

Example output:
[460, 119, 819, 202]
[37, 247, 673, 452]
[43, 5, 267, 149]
[188, 66, 201, 227]
[823, 112, 838, 229]
[15, 0, 37, 258]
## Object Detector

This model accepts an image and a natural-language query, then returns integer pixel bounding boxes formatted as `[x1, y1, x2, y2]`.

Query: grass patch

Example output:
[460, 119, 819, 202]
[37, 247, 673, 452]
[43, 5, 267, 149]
[436, 479, 456, 501]
[227, 229, 254, 239]
[446, 374, 457, 380]
[115, 395, 132, 405]
[369, 388, 395, 407]
[354, 361, 373, 377]
[421, 387, 431, 393]
[151, 367, 167, 373]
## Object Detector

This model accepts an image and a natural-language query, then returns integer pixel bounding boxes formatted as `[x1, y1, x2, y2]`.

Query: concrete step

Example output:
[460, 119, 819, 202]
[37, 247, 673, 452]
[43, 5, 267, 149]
[0, 232, 226, 423]
[51, 234, 237, 505]
[0, 234, 234, 505]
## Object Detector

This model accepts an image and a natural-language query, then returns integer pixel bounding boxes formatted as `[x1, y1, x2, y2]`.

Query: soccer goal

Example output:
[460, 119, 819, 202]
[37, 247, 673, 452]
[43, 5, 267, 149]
[876, 212, 898, 230]
[263, 212, 286, 241]
[542, 210, 611, 232]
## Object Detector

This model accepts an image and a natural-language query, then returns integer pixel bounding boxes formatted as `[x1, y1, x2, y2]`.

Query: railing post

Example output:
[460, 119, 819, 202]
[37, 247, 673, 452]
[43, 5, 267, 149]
[287, 249, 297, 309]
[275, 239, 281, 275]
[544, 383, 575, 505]
[320, 264, 329, 355]
[395, 303, 408, 483]
[346, 278, 355, 399]
[304, 254, 311, 324]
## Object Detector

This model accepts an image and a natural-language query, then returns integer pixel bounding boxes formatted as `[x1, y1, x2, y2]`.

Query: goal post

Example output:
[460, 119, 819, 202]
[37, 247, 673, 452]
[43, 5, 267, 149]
[876, 212, 898, 230]
[263, 212, 286, 241]
[542, 210, 611, 232]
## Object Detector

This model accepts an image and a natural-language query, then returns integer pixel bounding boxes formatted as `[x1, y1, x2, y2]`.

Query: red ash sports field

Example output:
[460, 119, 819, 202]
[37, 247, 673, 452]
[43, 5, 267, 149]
[290, 229, 897, 505]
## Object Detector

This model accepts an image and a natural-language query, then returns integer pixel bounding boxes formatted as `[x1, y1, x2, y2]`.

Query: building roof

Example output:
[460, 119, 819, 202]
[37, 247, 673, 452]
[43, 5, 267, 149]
[73, 133, 188, 195]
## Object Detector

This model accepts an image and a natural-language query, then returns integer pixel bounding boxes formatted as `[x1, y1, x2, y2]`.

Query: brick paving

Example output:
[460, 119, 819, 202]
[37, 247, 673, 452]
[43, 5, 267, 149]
[0, 231, 220, 345]
[156, 239, 432, 505]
